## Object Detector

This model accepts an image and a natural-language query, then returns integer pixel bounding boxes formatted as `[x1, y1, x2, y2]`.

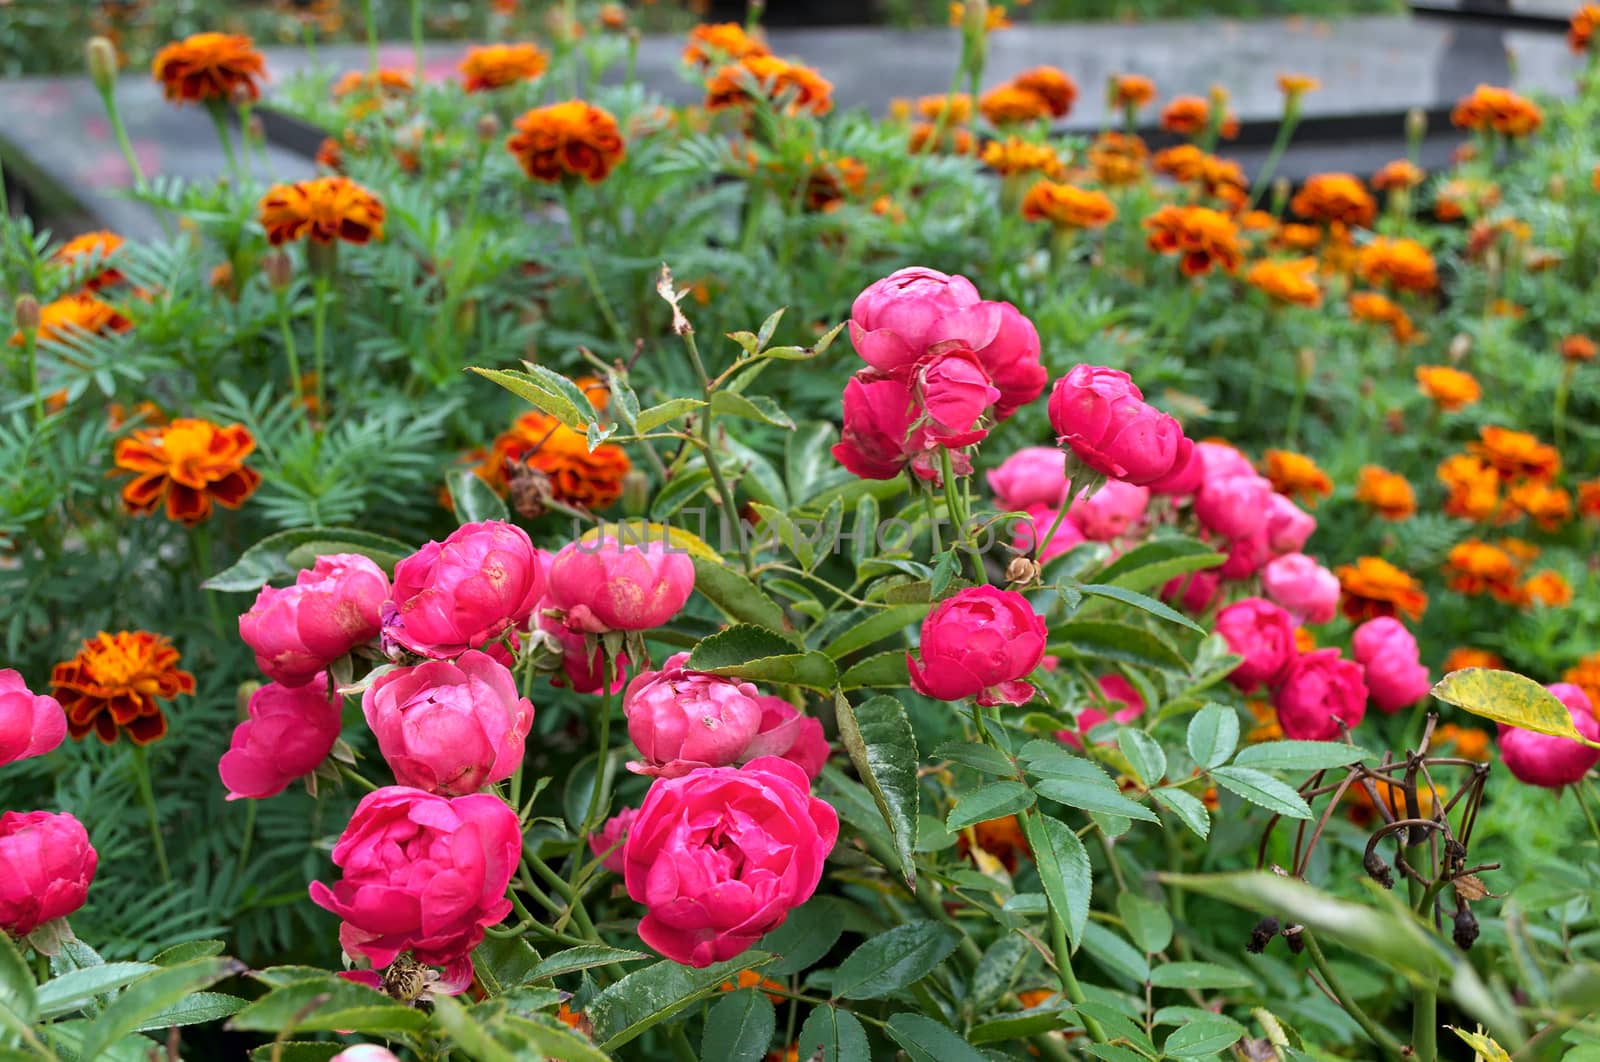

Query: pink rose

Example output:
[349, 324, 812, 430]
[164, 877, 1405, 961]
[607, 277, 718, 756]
[1265, 493, 1316, 555]
[0, 811, 97, 937]
[1215, 598, 1299, 692]
[309, 787, 520, 986]
[1273, 648, 1367, 740]
[743, 695, 829, 780]
[908, 585, 1047, 706]
[1147, 442, 1205, 496]
[624, 757, 838, 967]
[240, 553, 390, 687]
[1048, 365, 1192, 486]
[1013, 505, 1086, 563]
[0, 670, 66, 766]
[219, 676, 343, 800]
[362, 651, 534, 796]
[623, 656, 764, 777]
[1262, 553, 1339, 624]
[545, 536, 695, 634]
[916, 353, 1000, 446]
[1161, 569, 1221, 613]
[382, 521, 544, 659]
[1218, 528, 1271, 581]
[1194, 474, 1272, 541]
[1069, 479, 1149, 541]
[332, 1049, 402, 1062]
[1057, 674, 1145, 750]
[1351, 618, 1431, 714]
[589, 805, 638, 873]
[1498, 684, 1600, 788]
[848, 267, 996, 374]
[1196, 441, 1255, 481]
[987, 447, 1069, 511]
[832, 374, 967, 484]
[972, 301, 1047, 419]
[534, 598, 627, 693]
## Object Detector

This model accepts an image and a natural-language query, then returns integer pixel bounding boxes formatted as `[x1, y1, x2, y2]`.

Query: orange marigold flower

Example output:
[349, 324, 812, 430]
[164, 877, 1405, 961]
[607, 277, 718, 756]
[1573, 4, 1600, 51]
[1443, 647, 1503, 673]
[1498, 536, 1540, 564]
[1087, 132, 1147, 185]
[13, 292, 131, 346]
[1020, 180, 1116, 229]
[1437, 454, 1501, 521]
[1349, 291, 1417, 343]
[1415, 365, 1480, 412]
[114, 417, 262, 525]
[706, 55, 833, 117]
[1579, 478, 1600, 518]
[803, 156, 870, 212]
[1371, 159, 1425, 191]
[1261, 449, 1333, 502]
[1522, 569, 1573, 608]
[53, 230, 124, 290]
[1016, 988, 1058, 1009]
[1334, 556, 1427, 622]
[1293, 628, 1317, 654]
[151, 32, 266, 105]
[1143, 204, 1242, 276]
[1355, 465, 1416, 520]
[1159, 95, 1211, 136]
[1152, 146, 1247, 205]
[1560, 334, 1597, 363]
[1433, 724, 1492, 762]
[1357, 237, 1438, 293]
[598, 3, 627, 30]
[1434, 177, 1500, 222]
[1451, 84, 1543, 137]
[915, 93, 974, 124]
[1111, 74, 1156, 109]
[683, 22, 769, 68]
[51, 630, 195, 745]
[949, 2, 1012, 31]
[957, 814, 1031, 874]
[909, 122, 978, 156]
[978, 84, 1052, 125]
[258, 176, 385, 246]
[1443, 538, 1523, 602]
[1012, 66, 1077, 118]
[506, 100, 626, 183]
[460, 43, 548, 92]
[1246, 258, 1322, 308]
[718, 969, 787, 1004]
[332, 67, 413, 99]
[982, 137, 1064, 179]
[1276, 73, 1320, 96]
[315, 136, 344, 171]
[471, 409, 632, 511]
[1291, 173, 1376, 229]
[1563, 652, 1600, 713]
[1273, 223, 1322, 251]
[1507, 480, 1572, 531]
[1346, 777, 1442, 827]
[1469, 425, 1560, 480]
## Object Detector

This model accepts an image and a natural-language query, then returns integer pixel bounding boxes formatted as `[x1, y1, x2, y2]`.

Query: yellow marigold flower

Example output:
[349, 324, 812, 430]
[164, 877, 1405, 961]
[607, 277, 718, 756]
[1110, 74, 1156, 109]
[1246, 258, 1321, 308]
[706, 55, 833, 117]
[506, 100, 627, 183]
[1573, 4, 1600, 51]
[1291, 173, 1376, 229]
[1560, 334, 1597, 362]
[949, 2, 1012, 31]
[908, 122, 978, 156]
[53, 230, 124, 290]
[460, 43, 549, 92]
[1437, 454, 1501, 521]
[1273, 223, 1322, 251]
[258, 176, 385, 245]
[1349, 291, 1416, 343]
[1371, 159, 1425, 191]
[1261, 449, 1333, 502]
[1355, 466, 1416, 520]
[1143, 204, 1242, 276]
[12, 292, 131, 346]
[682, 22, 769, 68]
[979, 84, 1051, 125]
[1432, 723, 1492, 761]
[1012, 66, 1077, 118]
[1444, 538, 1523, 603]
[1276, 73, 1320, 96]
[982, 137, 1064, 179]
[1507, 480, 1573, 531]
[1442, 648, 1503, 673]
[1415, 365, 1480, 412]
[1469, 425, 1560, 480]
[1451, 84, 1542, 137]
[1498, 536, 1540, 564]
[51, 631, 195, 745]
[1334, 556, 1427, 622]
[1563, 652, 1600, 713]
[915, 93, 973, 124]
[1357, 237, 1437, 293]
[114, 417, 262, 526]
[151, 32, 266, 105]
[1020, 181, 1116, 229]
[1087, 132, 1147, 185]
[1152, 146, 1247, 206]
[1522, 569, 1573, 608]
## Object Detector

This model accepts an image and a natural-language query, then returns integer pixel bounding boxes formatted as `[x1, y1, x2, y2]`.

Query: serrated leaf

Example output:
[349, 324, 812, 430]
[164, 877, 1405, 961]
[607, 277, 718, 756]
[0, 933, 35, 1027]
[690, 557, 789, 633]
[1117, 729, 1167, 786]
[797, 1004, 870, 1062]
[884, 1013, 989, 1062]
[1046, 621, 1188, 672]
[446, 467, 510, 524]
[831, 922, 959, 1000]
[787, 421, 846, 505]
[1151, 788, 1211, 839]
[1209, 766, 1313, 820]
[527, 945, 648, 981]
[634, 397, 707, 433]
[689, 624, 836, 689]
[1023, 812, 1092, 948]
[590, 953, 770, 1050]
[947, 781, 1035, 831]
[1164, 1015, 1245, 1057]
[838, 650, 910, 690]
[824, 603, 929, 660]
[1432, 668, 1600, 748]
[229, 977, 429, 1035]
[77, 957, 242, 1059]
[429, 995, 519, 1062]
[651, 466, 713, 519]
[1148, 962, 1254, 989]
[711, 391, 795, 430]
[1117, 893, 1173, 954]
[1077, 583, 1204, 633]
[204, 527, 414, 592]
[833, 693, 919, 885]
[758, 896, 847, 976]
[1035, 778, 1159, 823]
[132, 992, 243, 1031]
[1186, 704, 1239, 769]
[1232, 741, 1371, 772]
[930, 740, 1016, 776]
[471, 364, 597, 430]
[701, 989, 775, 1062]
[35, 962, 157, 1018]
[1095, 538, 1226, 594]
[1080, 922, 1149, 983]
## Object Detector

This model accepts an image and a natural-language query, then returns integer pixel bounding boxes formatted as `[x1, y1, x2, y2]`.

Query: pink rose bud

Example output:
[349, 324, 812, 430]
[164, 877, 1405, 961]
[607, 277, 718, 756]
[971, 301, 1047, 419]
[908, 585, 1047, 706]
[0, 670, 66, 766]
[1161, 569, 1221, 613]
[1218, 527, 1272, 581]
[332, 1049, 403, 1062]
[1194, 474, 1273, 541]
[219, 676, 344, 800]
[534, 598, 627, 693]
[743, 695, 829, 779]
[1215, 598, 1299, 692]
[624, 757, 838, 967]
[310, 787, 520, 987]
[1351, 618, 1431, 714]
[916, 353, 1000, 446]
[848, 266, 996, 374]
[623, 658, 764, 777]
[240, 553, 390, 687]
[546, 535, 694, 634]
[1196, 441, 1255, 481]
[1048, 364, 1192, 486]
[987, 447, 1069, 511]
[362, 651, 534, 796]
[1146, 441, 1205, 496]
[1262, 553, 1339, 624]
[1068, 478, 1150, 541]
[383, 521, 545, 659]
[1013, 505, 1086, 563]
[1264, 492, 1316, 555]
[1499, 684, 1600, 788]
[1273, 648, 1368, 740]
[1057, 674, 1145, 749]
[588, 805, 638, 873]
[0, 811, 97, 937]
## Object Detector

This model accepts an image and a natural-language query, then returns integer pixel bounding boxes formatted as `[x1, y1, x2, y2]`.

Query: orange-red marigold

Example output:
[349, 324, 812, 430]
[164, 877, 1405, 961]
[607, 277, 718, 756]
[151, 32, 266, 105]
[258, 176, 385, 245]
[506, 100, 627, 183]
[114, 418, 262, 526]
[706, 55, 833, 117]
[51, 630, 195, 745]
[1246, 258, 1322, 308]
[460, 43, 549, 92]
[1355, 465, 1417, 520]
[1020, 181, 1117, 229]
[1291, 173, 1376, 229]
[53, 230, 124, 290]
[682, 22, 770, 68]
[1415, 365, 1481, 412]
[1334, 556, 1428, 622]
[1143, 204, 1242, 276]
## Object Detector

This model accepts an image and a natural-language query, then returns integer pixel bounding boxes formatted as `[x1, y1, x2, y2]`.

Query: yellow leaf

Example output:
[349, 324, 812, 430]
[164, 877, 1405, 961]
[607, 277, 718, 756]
[1448, 1026, 1511, 1062]
[579, 520, 723, 562]
[1430, 668, 1600, 750]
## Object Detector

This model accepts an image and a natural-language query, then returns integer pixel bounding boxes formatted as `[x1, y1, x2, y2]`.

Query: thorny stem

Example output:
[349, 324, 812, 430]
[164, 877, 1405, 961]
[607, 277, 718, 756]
[938, 448, 985, 581]
[1302, 930, 1405, 1059]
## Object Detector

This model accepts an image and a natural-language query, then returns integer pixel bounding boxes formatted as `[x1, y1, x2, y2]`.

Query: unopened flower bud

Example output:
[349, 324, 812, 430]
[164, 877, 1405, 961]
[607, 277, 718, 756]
[1448, 333, 1472, 362]
[1246, 916, 1280, 954]
[1548, 173, 1567, 202]
[1452, 907, 1479, 950]
[246, 114, 265, 144]
[1005, 555, 1042, 587]
[1270, 176, 1291, 215]
[1405, 107, 1427, 144]
[476, 114, 501, 142]
[263, 250, 293, 291]
[235, 679, 262, 722]
[1363, 848, 1395, 889]
[1295, 347, 1315, 380]
[621, 469, 650, 516]
[13, 295, 40, 333]
[86, 37, 118, 95]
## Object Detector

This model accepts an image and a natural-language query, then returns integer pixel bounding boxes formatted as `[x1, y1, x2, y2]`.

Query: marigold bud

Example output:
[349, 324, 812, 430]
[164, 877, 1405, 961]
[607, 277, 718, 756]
[263, 250, 293, 291]
[1548, 173, 1567, 201]
[1270, 175, 1291, 215]
[245, 114, 265, 143]
[476, 113, 501, 142]
[621, 469, 650, 516]
[13, 295, 40, 333]
[87, 36, 118, 95]
[1405, 107, 1428, 143]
